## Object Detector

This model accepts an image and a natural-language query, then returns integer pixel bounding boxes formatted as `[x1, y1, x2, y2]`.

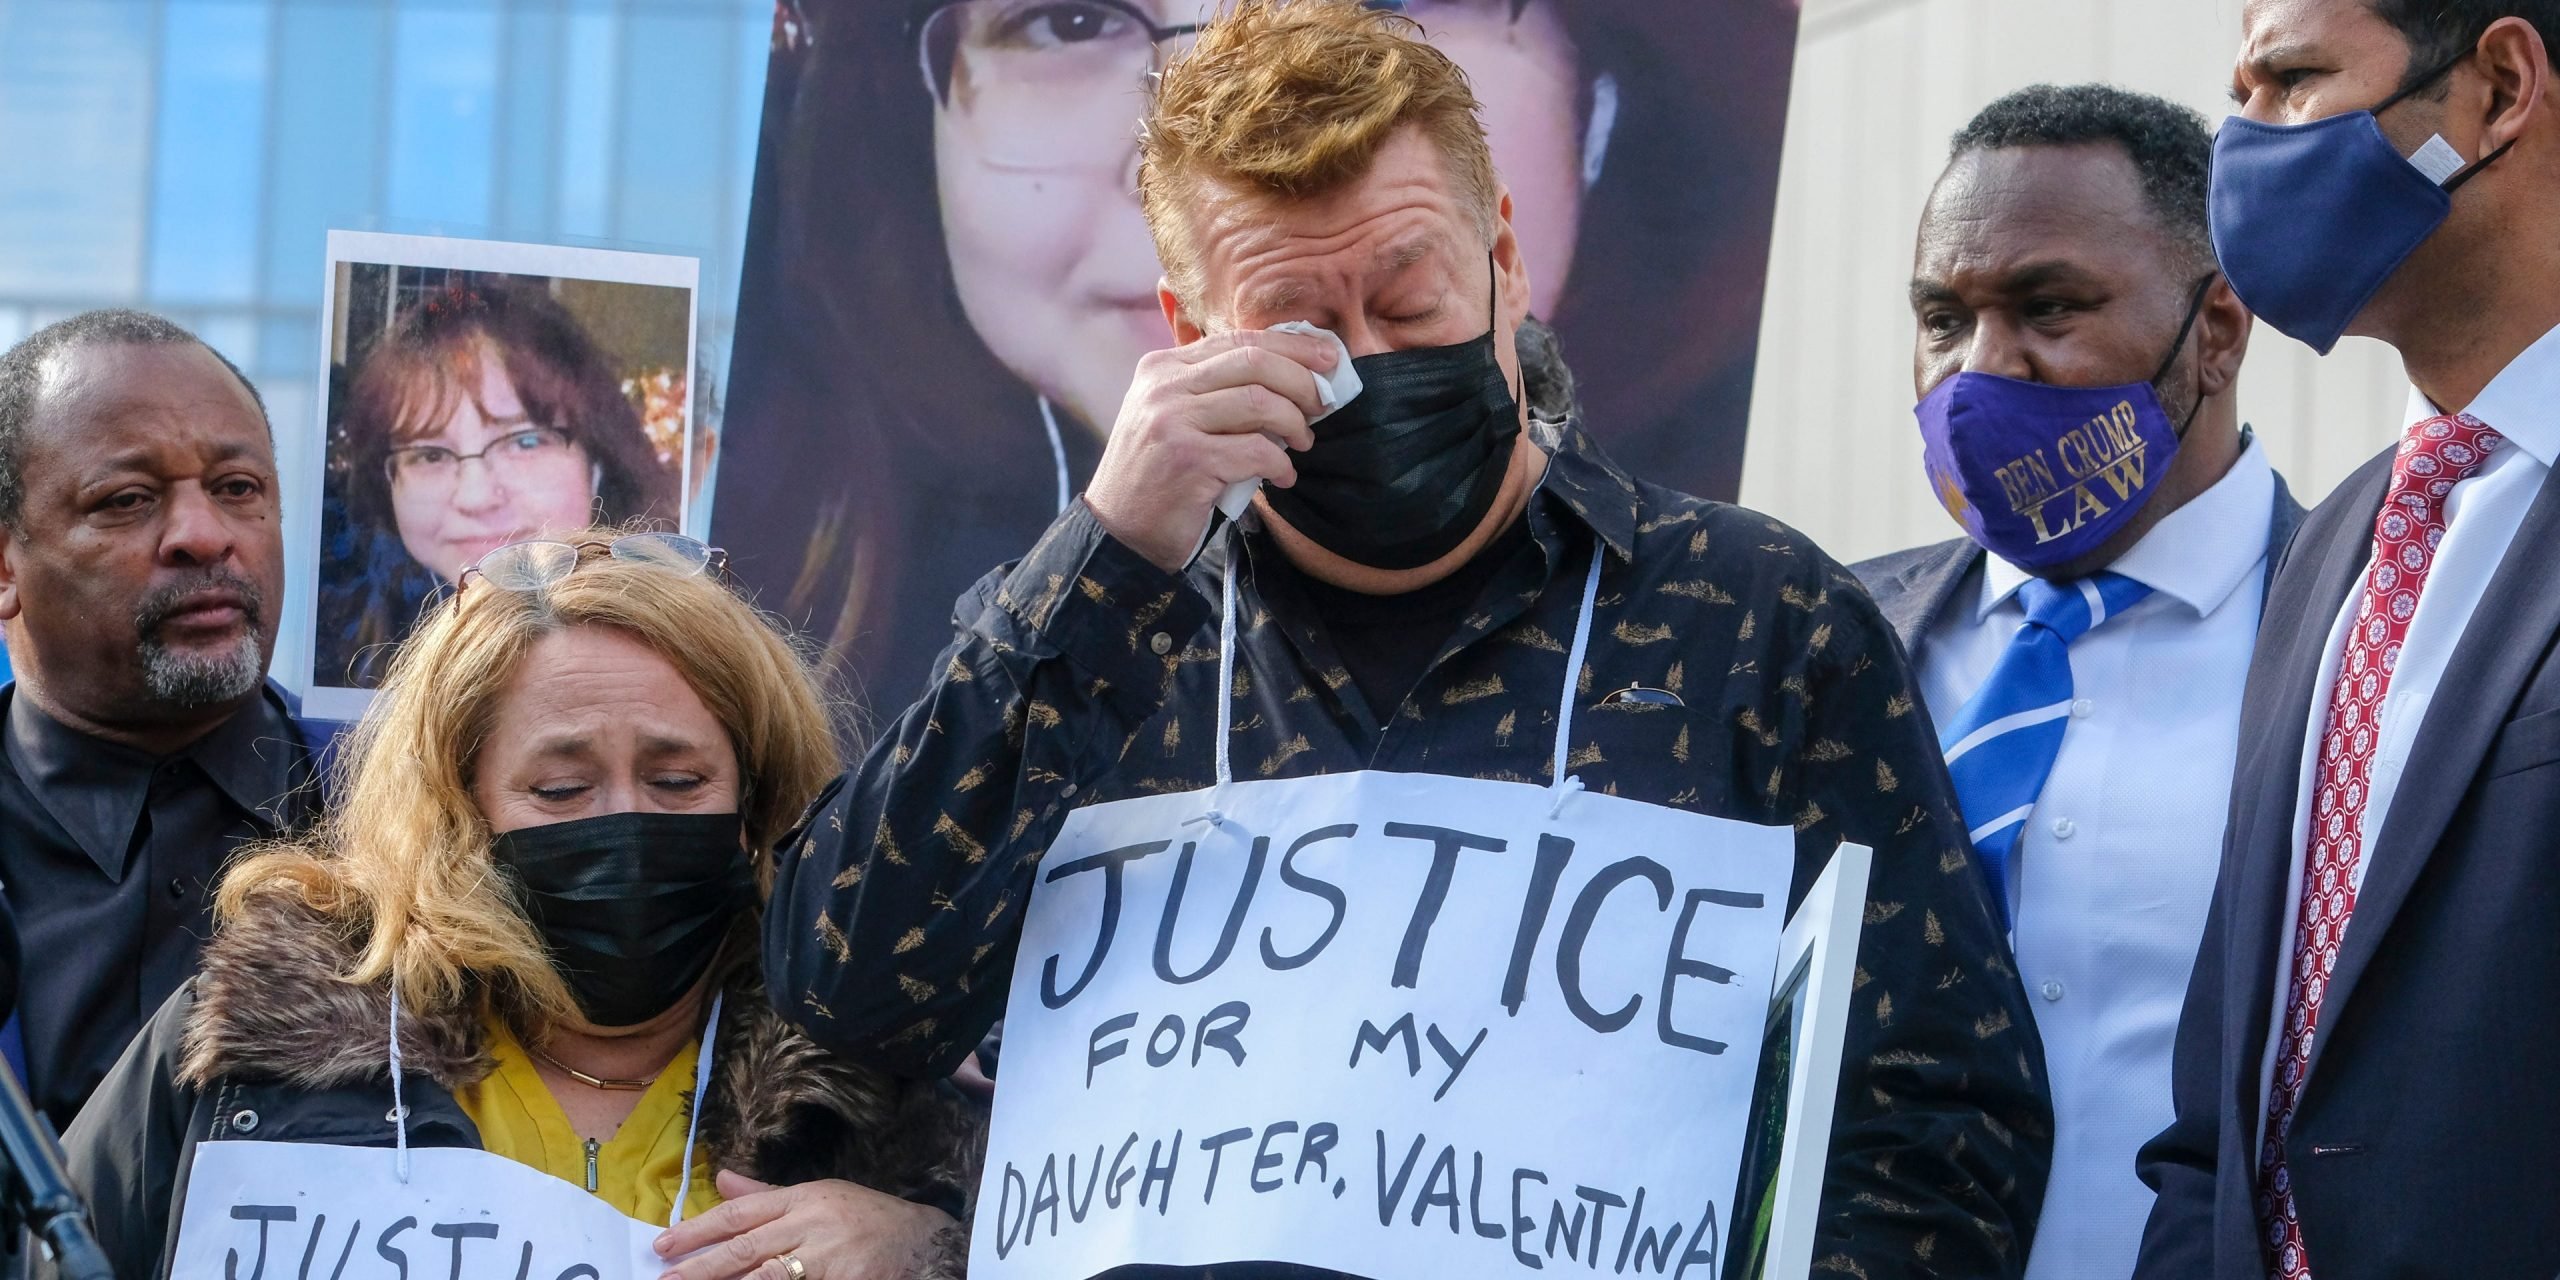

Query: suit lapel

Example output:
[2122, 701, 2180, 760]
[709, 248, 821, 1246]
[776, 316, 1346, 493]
[2312, 466, 2560, 1079]
[1874, 539, 1980, 666]
[2223, 454, 2389, 1117]
[2262, 471, 2307, 603]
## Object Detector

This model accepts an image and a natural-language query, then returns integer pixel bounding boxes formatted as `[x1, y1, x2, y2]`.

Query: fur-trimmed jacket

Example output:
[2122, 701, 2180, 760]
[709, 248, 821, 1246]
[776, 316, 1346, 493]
[57, 887, 984, 1280]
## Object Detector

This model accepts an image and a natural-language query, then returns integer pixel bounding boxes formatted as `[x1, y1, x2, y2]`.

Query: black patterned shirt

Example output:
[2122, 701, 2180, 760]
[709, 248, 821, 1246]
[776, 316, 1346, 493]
[768, 417, 2052, 1278]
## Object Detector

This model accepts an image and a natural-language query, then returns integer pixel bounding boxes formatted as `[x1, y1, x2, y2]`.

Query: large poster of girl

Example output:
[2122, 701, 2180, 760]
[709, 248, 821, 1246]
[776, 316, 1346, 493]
[714, 0, 1803, 717]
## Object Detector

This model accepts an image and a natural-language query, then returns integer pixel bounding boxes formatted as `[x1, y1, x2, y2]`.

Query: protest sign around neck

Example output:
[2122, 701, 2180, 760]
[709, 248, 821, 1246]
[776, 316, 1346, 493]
[174, 1141, 667, 1280]
[970, 768, 1797, 1279]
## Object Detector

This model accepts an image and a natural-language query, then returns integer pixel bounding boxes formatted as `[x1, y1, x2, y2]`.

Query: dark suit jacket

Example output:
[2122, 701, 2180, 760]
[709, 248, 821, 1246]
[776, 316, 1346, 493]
[2133, 443, 2560, 1279]
[1852, 469, 2304, 661]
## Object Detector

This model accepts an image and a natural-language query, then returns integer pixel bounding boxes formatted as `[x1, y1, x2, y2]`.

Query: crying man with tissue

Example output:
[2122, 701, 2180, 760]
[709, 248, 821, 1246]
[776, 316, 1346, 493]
[765, 2, 2052, 1278]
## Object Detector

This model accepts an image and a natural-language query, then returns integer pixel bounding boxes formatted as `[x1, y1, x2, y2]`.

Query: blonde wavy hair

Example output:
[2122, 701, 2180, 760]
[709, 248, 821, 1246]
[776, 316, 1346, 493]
[219, 529, 841, 1028]
[1138, 0, 1498, 306]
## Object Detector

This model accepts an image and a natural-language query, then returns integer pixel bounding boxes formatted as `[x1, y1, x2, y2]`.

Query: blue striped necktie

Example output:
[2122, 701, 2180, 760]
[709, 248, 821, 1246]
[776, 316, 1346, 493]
[1939, 572, 2153, 929]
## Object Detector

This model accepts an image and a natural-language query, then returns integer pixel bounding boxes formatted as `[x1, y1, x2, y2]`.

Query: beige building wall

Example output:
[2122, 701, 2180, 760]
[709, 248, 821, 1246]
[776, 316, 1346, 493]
[1740, 0, 2413, 565]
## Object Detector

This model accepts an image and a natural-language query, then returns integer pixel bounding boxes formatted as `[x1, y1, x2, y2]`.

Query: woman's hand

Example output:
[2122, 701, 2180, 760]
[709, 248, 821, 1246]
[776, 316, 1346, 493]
[655, 1171, 956, 1280]
[950, 1051, 995, 1100]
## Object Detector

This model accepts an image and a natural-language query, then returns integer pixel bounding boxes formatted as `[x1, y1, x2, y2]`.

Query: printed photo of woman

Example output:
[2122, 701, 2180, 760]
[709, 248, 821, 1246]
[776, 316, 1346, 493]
[316, 268, 690, 690]
[715, 0, 1802, 724]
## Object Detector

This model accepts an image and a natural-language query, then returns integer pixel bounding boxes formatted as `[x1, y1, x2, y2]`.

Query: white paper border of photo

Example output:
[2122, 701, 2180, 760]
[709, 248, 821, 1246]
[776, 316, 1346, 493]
[1756, 842, 1872, 1280]
[285, 230, 700, 724]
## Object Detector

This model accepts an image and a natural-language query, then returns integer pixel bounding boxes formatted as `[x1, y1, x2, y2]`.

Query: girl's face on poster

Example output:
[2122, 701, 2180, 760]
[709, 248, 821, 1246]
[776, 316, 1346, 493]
[927, 0, 1586, 439]
[386, 352, 601, 584]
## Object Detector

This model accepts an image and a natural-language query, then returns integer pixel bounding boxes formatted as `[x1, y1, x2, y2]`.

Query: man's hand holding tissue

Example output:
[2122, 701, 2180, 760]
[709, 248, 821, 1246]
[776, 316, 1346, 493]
[1086, 328, 1339, 573]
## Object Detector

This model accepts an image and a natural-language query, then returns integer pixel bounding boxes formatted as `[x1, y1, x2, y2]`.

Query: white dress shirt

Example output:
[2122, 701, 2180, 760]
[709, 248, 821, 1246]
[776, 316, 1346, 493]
[1916, 436, 2276, 1280]
[2259, 323, 2560, 1152]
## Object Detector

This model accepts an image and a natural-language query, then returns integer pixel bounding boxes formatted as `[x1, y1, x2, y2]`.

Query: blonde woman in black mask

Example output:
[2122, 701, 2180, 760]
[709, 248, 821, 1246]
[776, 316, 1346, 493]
[59, 528, 978, 1280]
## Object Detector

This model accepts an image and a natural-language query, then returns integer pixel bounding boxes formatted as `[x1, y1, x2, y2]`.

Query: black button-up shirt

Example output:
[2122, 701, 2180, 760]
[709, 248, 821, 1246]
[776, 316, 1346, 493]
[0, 682, 322, 1127]
[769, 417, 2052, 1278]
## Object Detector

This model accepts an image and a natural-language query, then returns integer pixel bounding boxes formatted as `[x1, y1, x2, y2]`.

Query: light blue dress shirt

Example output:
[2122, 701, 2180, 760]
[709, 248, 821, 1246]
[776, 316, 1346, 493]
[1917, 436, 2276, 1280]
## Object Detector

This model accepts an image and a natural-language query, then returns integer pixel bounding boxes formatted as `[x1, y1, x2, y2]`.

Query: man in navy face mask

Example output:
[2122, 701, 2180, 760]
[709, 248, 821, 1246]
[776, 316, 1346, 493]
[1855, 85, 2304, 1280]
[2138, 4, 2560, 1279]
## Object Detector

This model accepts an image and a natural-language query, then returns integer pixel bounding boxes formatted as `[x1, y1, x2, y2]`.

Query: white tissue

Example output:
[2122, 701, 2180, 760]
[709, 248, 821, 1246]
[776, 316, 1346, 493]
[1272, 320, 1365, 421]
[1196, 323, 1363, 561]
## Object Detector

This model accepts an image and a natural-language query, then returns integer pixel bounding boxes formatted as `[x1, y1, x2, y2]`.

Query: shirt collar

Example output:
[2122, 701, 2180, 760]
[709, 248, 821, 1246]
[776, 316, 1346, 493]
[188, 684, 307, 824]
[1526, 414, 1640, 565]
[2409, 321, 2560, 466]
[1977, 431, 2276, 622]
[1, 682, 304, 878]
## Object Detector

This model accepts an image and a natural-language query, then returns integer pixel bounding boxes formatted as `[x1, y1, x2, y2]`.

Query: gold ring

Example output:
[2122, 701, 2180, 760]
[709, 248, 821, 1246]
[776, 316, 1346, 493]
[777, 1256, 806, 1280]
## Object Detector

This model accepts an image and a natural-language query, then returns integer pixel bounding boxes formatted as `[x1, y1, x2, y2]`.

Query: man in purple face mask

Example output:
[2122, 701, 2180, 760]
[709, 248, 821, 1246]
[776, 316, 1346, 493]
[1853, 86, 2304, 1280]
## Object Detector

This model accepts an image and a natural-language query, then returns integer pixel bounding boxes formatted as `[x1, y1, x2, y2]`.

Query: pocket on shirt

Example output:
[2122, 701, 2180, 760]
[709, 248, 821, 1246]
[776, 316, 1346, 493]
[1569, 700, 1725, 810]
[2482, 705, 2560, 779]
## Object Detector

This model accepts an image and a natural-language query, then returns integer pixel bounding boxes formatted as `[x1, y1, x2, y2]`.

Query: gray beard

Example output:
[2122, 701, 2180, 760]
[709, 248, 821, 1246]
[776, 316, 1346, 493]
[139, 628, 266, 708]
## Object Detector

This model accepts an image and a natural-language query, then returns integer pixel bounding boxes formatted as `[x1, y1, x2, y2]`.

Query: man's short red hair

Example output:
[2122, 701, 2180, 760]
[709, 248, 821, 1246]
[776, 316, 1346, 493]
[1138, 0, 1498, 305]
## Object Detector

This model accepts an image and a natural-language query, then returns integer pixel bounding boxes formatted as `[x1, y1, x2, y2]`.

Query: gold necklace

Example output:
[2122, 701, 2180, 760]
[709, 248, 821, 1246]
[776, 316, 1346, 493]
[528, 1043, 662, 1092]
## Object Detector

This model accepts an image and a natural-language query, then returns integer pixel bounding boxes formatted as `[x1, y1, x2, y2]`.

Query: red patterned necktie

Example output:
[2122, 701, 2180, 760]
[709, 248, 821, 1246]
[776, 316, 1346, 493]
[2257, 412, 2504, 1277]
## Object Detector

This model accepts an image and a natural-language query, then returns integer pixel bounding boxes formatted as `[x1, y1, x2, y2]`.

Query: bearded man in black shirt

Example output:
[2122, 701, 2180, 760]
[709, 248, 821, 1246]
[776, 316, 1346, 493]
[0, 311, 327, 1127]
[759, 3, 2052, 1276]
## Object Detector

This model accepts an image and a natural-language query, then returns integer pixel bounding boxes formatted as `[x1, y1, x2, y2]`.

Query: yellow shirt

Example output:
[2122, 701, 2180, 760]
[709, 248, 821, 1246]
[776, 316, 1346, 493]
[455, 1016, 724, 1224]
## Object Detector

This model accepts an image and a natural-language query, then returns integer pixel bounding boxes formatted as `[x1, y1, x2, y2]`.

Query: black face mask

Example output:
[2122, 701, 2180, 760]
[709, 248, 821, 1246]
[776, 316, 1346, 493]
[1259, 263, 1522, 570]
[489, 811, 752, 1028]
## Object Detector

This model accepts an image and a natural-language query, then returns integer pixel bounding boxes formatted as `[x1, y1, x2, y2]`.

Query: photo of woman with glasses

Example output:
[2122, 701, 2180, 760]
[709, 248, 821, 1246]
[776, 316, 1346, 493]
[713, 0, 1803, 723]
[316, 267, 689, 691]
